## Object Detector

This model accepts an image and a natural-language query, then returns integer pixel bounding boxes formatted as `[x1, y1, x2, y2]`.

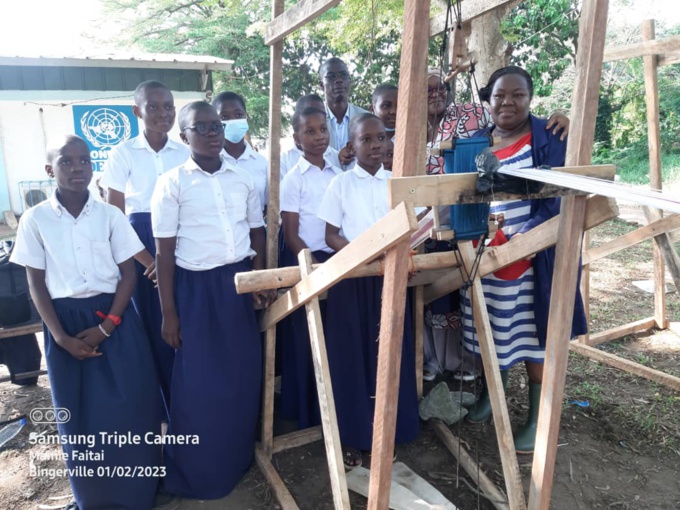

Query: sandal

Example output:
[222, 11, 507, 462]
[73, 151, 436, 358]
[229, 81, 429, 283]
[452, 370, 477, 382]
[423, 370, 436, 382]
[343, 447, 363, 470]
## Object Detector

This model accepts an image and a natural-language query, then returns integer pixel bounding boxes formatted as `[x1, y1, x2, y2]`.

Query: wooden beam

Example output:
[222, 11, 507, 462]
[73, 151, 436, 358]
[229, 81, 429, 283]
[255, 445, 300, 509]
[265, 0, 342, 45]
[582, 213, 680, 264]
[430, 420, 510, 510]
[388, 165, 616, 208]
[461, 243, 526, 510]
[643, 208, 680, 293]
[235, 251, 459, 294]
[298, 249, 351, 509]
[0, 322, 42, 339]
[260, 202, 417, 332]
[578, 230, 591, 344]
[602, 33, 680, 62]
[368, 0, 430, 507]
[570, 342, 680, 392]
[414, 285, 425, 400]
[529, 1, 609, 508]
[424, 195, 618, 305]
[642, 20, 667, 331]
[587, 317, 656, 347]
[658, 51, 680, 67]
[260, 0, 285, 462]
[429, 0, 519, 37]
[272, 426, 323, 454]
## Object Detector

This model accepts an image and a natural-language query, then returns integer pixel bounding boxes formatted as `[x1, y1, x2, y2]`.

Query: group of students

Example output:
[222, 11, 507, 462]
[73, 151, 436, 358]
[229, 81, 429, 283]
[10, 56, 584, 509]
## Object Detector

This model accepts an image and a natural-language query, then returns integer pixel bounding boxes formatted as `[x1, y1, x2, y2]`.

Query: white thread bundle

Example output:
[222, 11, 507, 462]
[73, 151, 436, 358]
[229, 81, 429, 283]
[498, 167, 680, 214]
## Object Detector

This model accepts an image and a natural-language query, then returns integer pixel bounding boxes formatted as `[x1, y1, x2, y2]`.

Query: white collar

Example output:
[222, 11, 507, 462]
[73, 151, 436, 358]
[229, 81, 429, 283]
[223, 141, 258, 162]
[352, 164, 389, 180]
[297, 155, 340, 175]
[49, 190, 95, 218]
[131, 133, 182, 153]
[325, 103, 350, 123]
[183, 153, 239, 176]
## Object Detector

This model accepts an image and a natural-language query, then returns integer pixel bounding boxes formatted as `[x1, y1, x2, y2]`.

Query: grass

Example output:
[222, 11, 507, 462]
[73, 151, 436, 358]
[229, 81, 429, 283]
[594, 150, 680, 185]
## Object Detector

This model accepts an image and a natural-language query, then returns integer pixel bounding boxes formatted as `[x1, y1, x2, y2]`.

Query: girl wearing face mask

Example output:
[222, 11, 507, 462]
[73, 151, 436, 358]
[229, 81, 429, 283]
[212, 92, 269, 217]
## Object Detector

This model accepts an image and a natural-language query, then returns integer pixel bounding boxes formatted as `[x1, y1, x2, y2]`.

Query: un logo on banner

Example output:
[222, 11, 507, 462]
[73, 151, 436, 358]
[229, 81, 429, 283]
[79, 107, 132, 148]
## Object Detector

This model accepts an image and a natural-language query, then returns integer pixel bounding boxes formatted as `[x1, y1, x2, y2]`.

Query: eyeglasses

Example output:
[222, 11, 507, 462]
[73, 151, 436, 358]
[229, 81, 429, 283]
[427, 86, 447, 97]
[323, 71, 350, 82]
[182, 122, 225, 135]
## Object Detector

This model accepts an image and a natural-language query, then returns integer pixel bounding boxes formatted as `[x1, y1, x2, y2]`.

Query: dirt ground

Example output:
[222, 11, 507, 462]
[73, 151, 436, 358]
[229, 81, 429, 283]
[1, 214, 679, 510]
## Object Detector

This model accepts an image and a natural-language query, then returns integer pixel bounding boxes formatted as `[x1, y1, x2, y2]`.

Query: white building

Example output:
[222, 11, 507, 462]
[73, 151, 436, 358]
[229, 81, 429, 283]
[0, 53, 233, 215]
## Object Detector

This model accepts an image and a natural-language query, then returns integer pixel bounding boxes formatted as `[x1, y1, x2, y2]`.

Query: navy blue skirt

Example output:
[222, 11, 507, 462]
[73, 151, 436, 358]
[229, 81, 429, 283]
[129, 212, 174, 417]
[164, 261, 262, 499]
[44, 294, 162, 510]
[278, 247, 332, 429]
[325, 276, 419, 451]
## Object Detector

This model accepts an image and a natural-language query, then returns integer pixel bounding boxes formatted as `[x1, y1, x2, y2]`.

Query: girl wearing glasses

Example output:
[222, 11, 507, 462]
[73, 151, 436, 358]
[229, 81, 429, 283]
[151, 101, 274, 500]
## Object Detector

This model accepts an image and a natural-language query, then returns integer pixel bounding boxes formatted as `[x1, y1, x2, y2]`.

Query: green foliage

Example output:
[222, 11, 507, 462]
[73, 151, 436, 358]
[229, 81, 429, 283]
[501, 0, 580, 97]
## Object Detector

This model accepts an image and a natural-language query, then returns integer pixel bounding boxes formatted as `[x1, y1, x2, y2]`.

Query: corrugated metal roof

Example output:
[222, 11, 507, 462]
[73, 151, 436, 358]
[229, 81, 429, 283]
[0, 53, 233, 72]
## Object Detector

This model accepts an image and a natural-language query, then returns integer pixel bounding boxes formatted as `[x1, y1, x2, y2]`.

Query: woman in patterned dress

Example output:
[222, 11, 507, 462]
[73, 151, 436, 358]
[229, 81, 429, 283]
[461, 65, 587, 454]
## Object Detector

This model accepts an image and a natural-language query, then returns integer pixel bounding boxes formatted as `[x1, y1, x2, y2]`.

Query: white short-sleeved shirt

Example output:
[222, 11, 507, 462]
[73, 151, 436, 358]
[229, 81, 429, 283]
[10, 192, 144, 299]
[151, 154, 265, 271]
[280, 146, 341, 181]
[221, 142, 268, 211]
[317, 165, 392, 243]
[100, 134, 190, 214]
[280, 157, 341, 253]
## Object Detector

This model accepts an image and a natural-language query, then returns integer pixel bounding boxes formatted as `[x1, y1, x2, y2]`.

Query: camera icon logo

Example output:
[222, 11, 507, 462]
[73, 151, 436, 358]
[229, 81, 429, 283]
[30, 407, 71, 424]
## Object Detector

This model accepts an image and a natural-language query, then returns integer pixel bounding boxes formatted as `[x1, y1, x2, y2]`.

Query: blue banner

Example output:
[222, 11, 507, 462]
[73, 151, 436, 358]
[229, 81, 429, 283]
[72, 105, 139, 172]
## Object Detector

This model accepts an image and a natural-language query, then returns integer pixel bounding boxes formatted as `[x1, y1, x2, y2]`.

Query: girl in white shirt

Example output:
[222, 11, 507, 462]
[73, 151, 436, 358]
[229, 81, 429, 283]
[317, 113, 419, 469]
[11, 135, 162, 510]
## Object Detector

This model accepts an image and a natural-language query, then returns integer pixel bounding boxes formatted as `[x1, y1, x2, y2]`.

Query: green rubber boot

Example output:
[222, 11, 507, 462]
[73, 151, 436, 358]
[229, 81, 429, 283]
[465, 370, 509, 424]
[514, 381, 542, 454]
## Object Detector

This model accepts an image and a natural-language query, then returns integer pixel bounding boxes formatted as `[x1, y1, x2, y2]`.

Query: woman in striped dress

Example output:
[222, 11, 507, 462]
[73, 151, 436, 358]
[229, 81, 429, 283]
[461, 66, 587, 454]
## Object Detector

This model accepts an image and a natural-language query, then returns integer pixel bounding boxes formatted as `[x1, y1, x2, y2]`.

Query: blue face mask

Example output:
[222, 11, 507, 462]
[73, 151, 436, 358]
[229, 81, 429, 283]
[222, 118, 249, 143]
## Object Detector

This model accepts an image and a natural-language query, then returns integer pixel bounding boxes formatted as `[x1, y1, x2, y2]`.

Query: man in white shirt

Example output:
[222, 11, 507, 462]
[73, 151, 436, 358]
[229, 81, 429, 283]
[319, 58, 368, 152]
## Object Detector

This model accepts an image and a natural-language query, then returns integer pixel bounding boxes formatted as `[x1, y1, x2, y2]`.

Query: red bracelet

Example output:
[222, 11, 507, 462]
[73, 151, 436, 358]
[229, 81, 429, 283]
[96, 311, 122, 326]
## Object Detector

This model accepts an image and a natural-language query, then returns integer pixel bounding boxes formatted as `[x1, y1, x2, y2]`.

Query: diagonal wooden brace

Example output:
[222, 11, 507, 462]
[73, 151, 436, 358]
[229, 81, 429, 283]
[259, 202, 418, 332]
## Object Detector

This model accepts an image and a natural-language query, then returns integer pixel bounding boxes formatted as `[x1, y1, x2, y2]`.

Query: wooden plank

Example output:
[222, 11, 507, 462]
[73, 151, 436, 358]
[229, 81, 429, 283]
[255, 445, 300, 509]
[260, 0, 285, 462]
[272, 426, 323, 454]
[388, 165, 616, 208]
[298, 249, 351, 510]
[391, 462, 458, 510]
[642, 20, 667, 331]
[460, 243, 526, 510]
[644, 207, 680, 311]
[570, 342, 680, 392]
[578, 230, 591, 344]
[429, 0, 519, 37]
[415, 285, 425, 400]
[582, 213, 680, 264]
[602, 33, 680, 62]
[0, 322, 42, 339]
[424, 195, 617, 305]
[368, 0, 430, 507]
[265, 0, 342, 45]
[528, 1, 609, 508]
[587, 317, 656, 347]
[430, 420, 510, 510]
[658, 51, 680, 67]
[260, 202, 417, 332]
[235, 251, 459, 294]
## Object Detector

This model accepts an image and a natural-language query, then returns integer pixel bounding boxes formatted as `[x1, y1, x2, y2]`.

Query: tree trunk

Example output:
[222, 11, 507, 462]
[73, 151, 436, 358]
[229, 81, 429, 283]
[467, 2, 520, 90]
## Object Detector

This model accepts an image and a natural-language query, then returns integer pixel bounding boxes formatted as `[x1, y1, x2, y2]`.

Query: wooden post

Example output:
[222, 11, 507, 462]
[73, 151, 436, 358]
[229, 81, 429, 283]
[261, 0, 285, 458]
[368, 0, 430, 507]
[298, 249, 351, 510]
[414, 285, 424, 400]
[528, 1, 609, 508]
[642, 19, 667, 330]
[460, 243, 526, 510]
[578, 231, 590, 344]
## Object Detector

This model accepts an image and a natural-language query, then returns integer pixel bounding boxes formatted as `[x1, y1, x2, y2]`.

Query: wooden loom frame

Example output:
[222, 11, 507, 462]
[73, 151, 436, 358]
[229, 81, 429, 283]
[572, 19, 680, 392]
[251, 1, 614, 509]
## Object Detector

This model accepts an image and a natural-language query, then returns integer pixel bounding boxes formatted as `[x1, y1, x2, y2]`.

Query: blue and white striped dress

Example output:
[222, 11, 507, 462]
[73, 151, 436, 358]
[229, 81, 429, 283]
[461, 141, 544, 369]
